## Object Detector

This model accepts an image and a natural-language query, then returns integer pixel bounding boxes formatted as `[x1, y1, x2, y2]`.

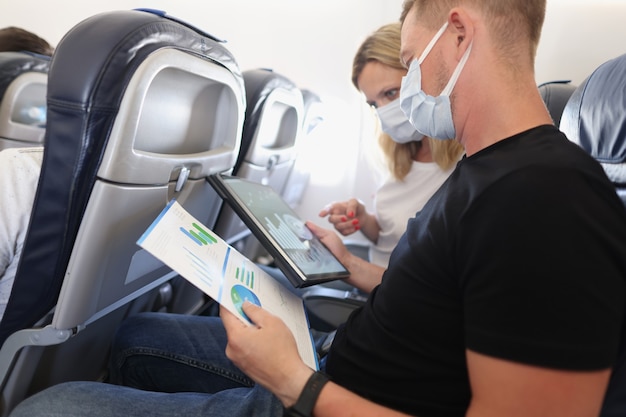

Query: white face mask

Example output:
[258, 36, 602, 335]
[376, 98, 424, 143]
[400, 22, 472, 140]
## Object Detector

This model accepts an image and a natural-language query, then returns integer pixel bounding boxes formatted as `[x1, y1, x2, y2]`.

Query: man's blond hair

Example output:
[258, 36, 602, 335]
[400, 0, 546, 65]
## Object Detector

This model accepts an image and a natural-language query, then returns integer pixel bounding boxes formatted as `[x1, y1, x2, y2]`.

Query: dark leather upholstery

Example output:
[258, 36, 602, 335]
[560, 54, 626, 207]
[538, 80, 577, 127]
[0, 51, 49, 102]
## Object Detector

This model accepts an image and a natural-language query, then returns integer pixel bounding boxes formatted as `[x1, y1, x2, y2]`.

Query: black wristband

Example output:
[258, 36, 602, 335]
[283, 371, 330, 417]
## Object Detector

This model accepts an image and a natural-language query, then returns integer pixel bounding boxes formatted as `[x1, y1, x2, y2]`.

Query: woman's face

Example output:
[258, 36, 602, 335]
[356, 61, 407, 109]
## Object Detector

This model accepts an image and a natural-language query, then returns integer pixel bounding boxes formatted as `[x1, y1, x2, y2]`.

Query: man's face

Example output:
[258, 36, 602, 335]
[400, 7, 425, 69]
[400, 6, 450, 97]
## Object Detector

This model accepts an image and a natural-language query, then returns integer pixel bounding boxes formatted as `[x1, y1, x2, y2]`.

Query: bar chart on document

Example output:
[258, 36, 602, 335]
[136, 200, 230, 304]
[180, 223, 222, 289]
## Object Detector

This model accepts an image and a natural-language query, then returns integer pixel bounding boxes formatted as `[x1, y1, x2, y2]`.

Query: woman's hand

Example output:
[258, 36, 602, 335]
[319, 199, 380, 242]
[318, 199, 365, 236]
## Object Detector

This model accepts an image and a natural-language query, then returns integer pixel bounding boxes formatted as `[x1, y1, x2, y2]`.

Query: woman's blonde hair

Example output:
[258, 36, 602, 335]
[352, 22, 463, 180]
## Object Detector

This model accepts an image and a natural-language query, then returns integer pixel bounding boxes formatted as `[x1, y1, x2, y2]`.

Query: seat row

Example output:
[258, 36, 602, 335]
[0, 7, 625, 417]
[0, 9, 322, 416]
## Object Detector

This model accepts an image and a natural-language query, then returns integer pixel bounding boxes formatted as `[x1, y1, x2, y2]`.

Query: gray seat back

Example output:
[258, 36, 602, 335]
[0, 10, 244, 415]
[0, 52, 49, 150]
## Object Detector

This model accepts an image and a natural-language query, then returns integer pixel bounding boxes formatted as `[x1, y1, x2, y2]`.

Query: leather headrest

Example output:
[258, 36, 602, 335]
[560, 53, 626, 191]
[538, 80, 577, 127]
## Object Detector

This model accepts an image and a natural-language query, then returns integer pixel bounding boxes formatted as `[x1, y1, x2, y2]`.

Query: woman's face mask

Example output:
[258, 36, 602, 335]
[400, 22, 472, 140]
[376, 98, 424, 143]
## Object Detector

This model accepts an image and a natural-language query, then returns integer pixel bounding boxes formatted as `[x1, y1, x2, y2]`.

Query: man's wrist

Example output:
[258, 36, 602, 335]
[283, 370, 330, 417]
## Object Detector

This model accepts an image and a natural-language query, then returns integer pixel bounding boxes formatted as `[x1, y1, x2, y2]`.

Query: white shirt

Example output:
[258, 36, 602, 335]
[0, 147, 43, 319]
[369, 161, 454, 267]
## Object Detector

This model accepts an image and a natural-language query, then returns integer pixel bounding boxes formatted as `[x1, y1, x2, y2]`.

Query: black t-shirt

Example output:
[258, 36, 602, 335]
[325, 125, 626, 417]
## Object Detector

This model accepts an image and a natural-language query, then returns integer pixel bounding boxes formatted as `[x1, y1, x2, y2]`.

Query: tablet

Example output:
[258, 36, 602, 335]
[208, 174, 349, 288]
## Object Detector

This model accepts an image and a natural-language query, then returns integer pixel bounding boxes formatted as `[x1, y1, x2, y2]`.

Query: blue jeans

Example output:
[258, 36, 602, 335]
[10, 313, 284, 417]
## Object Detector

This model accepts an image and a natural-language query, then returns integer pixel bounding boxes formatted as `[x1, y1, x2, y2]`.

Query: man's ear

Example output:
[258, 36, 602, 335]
[448, 8, 473, 60]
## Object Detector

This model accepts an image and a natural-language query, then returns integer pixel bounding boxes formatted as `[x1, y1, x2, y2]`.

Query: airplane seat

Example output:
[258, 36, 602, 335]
[214, 68, 304, 254]
[301, 278, 368, 332]
[558, 52, 626, 417]
[0, 9, 244, 415]
[560, 54, 626, 207]
[537, 80, 577, 128]
[281, 88, 324, 210]
[0, 51, 49, 151]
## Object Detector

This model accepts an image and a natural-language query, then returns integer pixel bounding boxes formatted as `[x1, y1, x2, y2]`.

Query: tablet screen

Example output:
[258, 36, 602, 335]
[209, 174, 349, 287]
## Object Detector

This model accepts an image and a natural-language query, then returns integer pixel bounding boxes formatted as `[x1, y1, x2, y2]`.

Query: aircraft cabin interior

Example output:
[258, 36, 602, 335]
[0, 0, 625, 416]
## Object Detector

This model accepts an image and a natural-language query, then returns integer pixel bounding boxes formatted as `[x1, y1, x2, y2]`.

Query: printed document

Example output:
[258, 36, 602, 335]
[137, 200, 318, 370]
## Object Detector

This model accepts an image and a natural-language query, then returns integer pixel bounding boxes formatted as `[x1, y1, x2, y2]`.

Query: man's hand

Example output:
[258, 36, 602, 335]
[307, 221, 385, 293]
[221, 302, 314, 407]
[305, 221, 351, 265]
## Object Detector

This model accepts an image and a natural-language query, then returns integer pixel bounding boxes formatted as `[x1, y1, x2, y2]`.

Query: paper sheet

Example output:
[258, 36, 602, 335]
[137, 200, 318, 370]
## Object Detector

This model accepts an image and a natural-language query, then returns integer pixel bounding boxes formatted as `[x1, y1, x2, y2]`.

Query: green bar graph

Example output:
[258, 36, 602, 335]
[235, 265, 255, 289]
[192, 222, 217, 244]
[188, 230, 208, 245]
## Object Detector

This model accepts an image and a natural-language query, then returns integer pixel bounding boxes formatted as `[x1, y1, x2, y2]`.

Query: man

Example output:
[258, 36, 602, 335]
[225, 3, 626, 417]
[10, 1, 626, 417]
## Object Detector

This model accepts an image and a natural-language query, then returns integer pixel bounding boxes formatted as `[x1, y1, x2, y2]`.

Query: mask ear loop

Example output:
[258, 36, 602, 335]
[417, 22, 449, 65]
[440, 42, 473, 96]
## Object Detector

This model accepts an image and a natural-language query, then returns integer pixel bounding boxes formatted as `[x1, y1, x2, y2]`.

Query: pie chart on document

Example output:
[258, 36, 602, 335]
[231, 284, 262, 323]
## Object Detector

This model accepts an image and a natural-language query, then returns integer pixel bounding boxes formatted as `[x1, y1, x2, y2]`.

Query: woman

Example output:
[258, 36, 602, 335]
[320, 22, 464, 268]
